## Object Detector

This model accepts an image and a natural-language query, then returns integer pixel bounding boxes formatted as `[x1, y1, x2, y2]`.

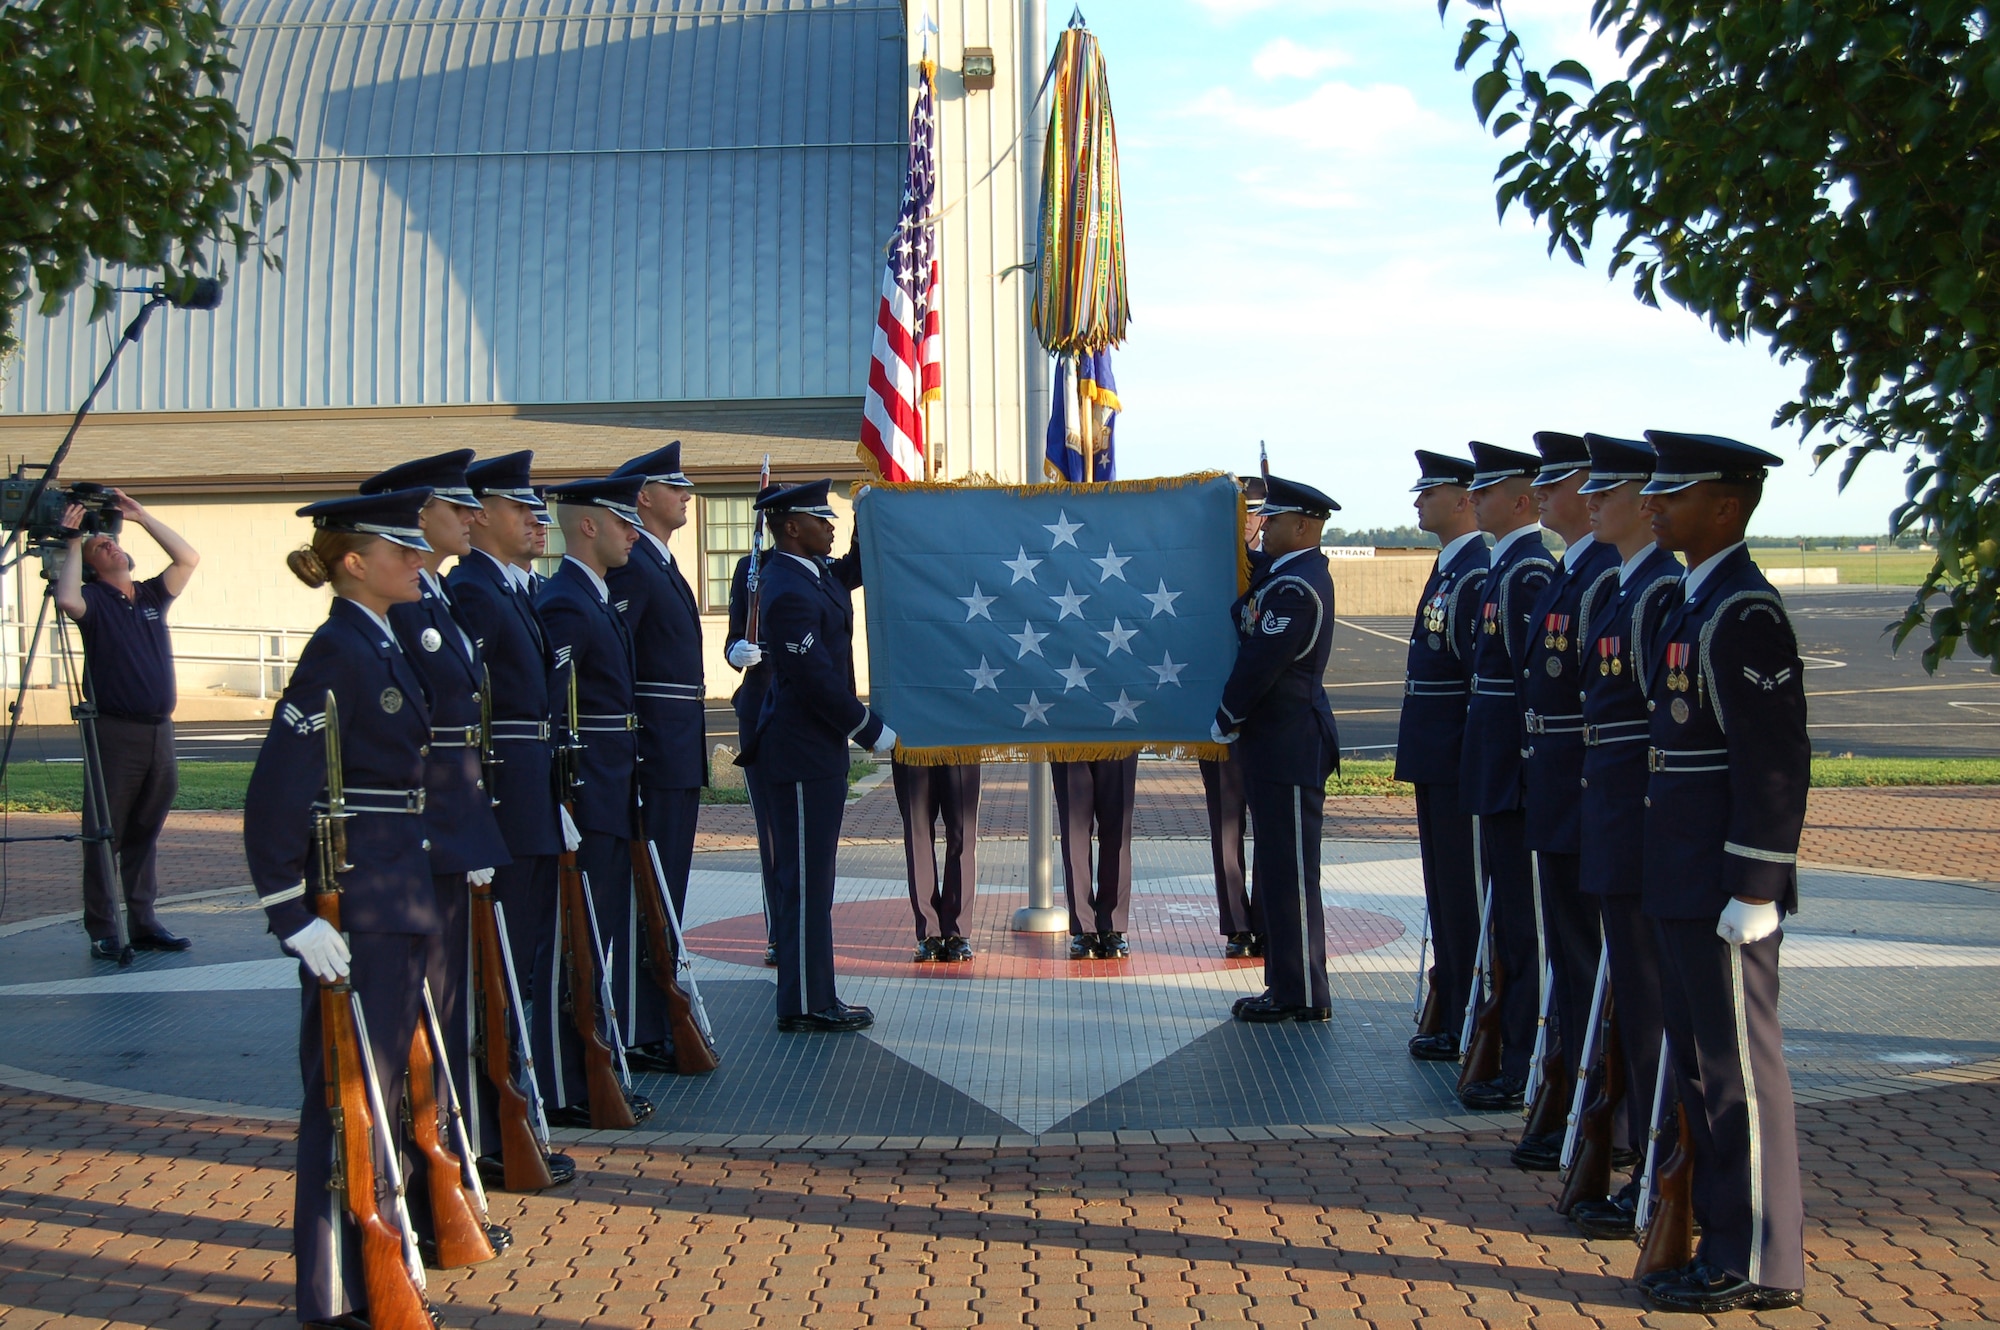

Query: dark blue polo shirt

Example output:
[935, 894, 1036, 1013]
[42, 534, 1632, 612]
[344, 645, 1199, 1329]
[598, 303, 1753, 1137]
[78, 575, 177, 722]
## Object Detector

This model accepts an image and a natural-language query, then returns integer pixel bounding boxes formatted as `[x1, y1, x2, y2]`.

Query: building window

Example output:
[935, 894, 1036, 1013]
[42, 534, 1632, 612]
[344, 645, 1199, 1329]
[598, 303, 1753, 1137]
[702, 495, 756, 611]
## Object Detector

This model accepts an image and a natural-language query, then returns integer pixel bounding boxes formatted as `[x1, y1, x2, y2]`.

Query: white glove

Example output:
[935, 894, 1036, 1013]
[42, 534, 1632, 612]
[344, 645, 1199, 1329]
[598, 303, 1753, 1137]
[559, 804, 583, 853]
[1717, 898, 1781, 946]
[284, 918, 351, 983]
[872, 723, 898, 755]
[1211, 719, 1239, 745]
[467, 867, 496, 887]
[727, 639, 763, 669]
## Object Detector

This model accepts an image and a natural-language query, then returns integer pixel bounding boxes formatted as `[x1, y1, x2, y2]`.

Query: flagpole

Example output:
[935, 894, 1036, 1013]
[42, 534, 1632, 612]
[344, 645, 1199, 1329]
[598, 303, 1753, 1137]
[1016, 0, 1063, 934]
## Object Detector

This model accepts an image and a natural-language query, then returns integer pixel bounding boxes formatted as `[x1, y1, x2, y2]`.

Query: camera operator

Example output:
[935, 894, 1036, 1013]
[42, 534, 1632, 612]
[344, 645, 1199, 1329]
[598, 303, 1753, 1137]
[53, 490, 201, 959]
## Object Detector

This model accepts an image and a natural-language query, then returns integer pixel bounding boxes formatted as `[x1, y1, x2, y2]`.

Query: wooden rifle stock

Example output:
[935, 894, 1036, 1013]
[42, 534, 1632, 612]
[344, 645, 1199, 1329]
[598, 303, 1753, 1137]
[629, 838, 719, 1074]
[1635, 1103, 1695, 1279]
[405, 1024, 496, 1267]
[470, 882, 554, 1191]
[1416, 966, 1444, 1037]
[1456, 952, 1506, 1092]
[558, 848, 636, 1129]
[1523, 1041, 1572, 1138]
[1557, 992, 1625, 1214]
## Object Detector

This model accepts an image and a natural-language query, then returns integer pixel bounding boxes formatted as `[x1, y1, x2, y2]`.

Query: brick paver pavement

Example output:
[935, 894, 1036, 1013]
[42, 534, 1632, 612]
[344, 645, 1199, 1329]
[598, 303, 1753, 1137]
[2, 1077, 1995, 1329]
[1797, 786, 2000, 884]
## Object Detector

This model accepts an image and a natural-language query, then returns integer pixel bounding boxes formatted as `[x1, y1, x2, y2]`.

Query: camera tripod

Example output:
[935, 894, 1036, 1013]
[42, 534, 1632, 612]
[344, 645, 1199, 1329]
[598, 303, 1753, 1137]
[0, 557, 133, 964]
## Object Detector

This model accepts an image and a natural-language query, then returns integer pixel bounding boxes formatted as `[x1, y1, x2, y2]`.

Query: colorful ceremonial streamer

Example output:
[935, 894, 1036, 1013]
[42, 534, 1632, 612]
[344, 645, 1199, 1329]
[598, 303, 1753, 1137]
[1032, 22, 1129, 357]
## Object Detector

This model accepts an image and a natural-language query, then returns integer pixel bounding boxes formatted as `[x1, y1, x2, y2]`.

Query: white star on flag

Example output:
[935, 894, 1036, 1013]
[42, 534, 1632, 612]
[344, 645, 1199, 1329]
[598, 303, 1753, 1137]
[1143, 579, 1183, 618]
[1091, 545, 1130, 582]
[959, 583, 996, 621]
[1149, 651, 1186, 687]
[1055, 655, 1096, 692]
[1016, 692, 1054, 726]
[1003, 548, 1043, 585]
[965, 656, 1003, 692]
[1049, 582, 1090, 620]
[1043, 510, 1083, 548]
[1105, 690, 1143, 724]
[1098, 618, 1137, 656]
[1010, 621, 1050, 659]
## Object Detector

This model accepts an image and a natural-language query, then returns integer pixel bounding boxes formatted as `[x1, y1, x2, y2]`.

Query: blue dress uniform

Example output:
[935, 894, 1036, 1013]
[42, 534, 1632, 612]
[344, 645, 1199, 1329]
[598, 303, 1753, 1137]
[1638, 433, 1806, 1311]
[1568, 435, 1683, 1235]
[1214, 475, 1342, 1020]
[447, 451, 574, 1177]
[245, 492, 437, 1326]
[739, 480, 887, 1029]
[1517, 431, 1624, 1134]
[607, 443, 705, 1060]
[1396, 452, 1488, 1060]
[357, 453, 513, 1229]
[1458, 442, 1557, 1100]
[1200, 527, 1271, 952]
[1052, 754, 1138, 956]
[535, 477, 646, 1103]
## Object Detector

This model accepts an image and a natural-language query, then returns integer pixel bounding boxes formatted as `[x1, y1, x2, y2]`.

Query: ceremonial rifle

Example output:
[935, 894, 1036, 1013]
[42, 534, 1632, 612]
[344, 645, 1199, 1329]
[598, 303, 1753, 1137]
[745, 453, 770, 646]
[555, 665, 637, 1129]
[478, 664, 501, 807]
[1559, 949, 1612, 1170]
[1556, 989, 1623, 1214]
[310, 691, 433, 1330]
[1634, 1033, 1672, 1232]
[470, 881, 555, 1190]
[1455, 874, 1503, 1091]
[1634, 1082, 1695, 1279]
[629, 819, 719, 1073]
[406, 985, 497, 1267]
[1520, 960, 1572, 1143]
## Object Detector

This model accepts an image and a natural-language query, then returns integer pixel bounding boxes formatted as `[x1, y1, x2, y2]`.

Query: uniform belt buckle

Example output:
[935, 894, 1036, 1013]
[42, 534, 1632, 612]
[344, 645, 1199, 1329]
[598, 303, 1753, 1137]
[1584, 724, 1600, 746]
[1647, 747, 1664, 773]
[408, 789, 427, 813]
[1523, 711, 1542, 734]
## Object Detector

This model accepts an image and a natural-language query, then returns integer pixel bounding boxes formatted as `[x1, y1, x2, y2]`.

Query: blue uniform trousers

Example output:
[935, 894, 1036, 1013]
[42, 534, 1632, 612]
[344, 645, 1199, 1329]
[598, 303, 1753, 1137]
[1414, 782, 1479, 1033]
[1199, 755, 1255, 936]
[1478, 810, 1541, 1081]
[1052, 756, 1137, 935]
[1535, 851, 1602, 1085]
[892, 761, 981, 940]
[1246, 777, 1330, 1009]
[1600, 892, 1663, 1157]
[766, 774, 848, 1017]
[510, 854, 586, 1112]
[574, 832, 645, 1051]
[294, 932, 426, 1324]
[742, 763, 778, 944]
[633, 787, 700, 1052]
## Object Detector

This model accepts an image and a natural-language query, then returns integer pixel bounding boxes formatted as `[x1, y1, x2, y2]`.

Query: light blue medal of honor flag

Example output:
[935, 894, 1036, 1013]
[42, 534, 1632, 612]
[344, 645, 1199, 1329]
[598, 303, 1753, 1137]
[855, 474, 1247, 763]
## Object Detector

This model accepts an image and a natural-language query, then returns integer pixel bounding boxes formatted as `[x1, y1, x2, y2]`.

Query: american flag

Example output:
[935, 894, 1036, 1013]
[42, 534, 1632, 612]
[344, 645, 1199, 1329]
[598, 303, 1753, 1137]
[859, 56, 942, 483]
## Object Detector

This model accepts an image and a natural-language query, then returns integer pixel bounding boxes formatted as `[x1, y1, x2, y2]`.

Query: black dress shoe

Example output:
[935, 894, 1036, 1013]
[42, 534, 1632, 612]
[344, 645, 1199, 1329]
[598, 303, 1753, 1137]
[1459, 1074, 1527, 1111]
[625, 1042, 678, 1074]
[1247, 934, 1264, 957]
[764, 943, 779, 967]
[545, 1104, 593, 1129]
[1100, 931, 1130, 959]
[305, 1316, 373, 1330]
[1639, 1259, 1698, 1293]
[1232, 988, 1274, 1015]
[1234, 996, 1332, 1023]
[941, 935, 974, 962]
[476, 1152, 575, 1190]
[1569, 1191, 1638, 1240]
[1223, 932, 1256, 959]
[1407, 1032, 1461, 1062]
[130, 928, 192, 951]
[1610, 1146, 1641, 1171]
[913, 937, 945, 962]
[1068, 933, 1101, 960]
[88, 937, 125, 961]
[778, 1005, 873, 1032]
[1509, 1131, 1563, 1172]
[1644, 1260, 1803, 1314]
[625, 1093, 654, 1125]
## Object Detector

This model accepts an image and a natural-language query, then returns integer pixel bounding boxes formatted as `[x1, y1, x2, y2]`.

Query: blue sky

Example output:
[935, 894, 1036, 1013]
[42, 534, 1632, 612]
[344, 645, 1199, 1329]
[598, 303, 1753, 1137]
[1072, 0, 1912, 537]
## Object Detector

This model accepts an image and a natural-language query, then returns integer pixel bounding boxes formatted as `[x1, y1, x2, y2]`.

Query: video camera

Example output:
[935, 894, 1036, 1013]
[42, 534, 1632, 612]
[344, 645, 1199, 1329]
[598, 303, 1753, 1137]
[0, 468, 123, 547]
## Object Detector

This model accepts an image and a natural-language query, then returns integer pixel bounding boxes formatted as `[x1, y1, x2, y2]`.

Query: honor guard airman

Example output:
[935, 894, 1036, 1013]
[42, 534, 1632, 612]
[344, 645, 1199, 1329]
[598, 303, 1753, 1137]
[1512, 431, 1625, 1169]
[1052, 754, 1139, 959]
[1567, 432, 1683, 1239]
[893, 759, 982, 962]
[355, 452, 516, 1250]
[1634, 431, 1807, 1314]
[1200, 474, 1270, 958]
[1214, 474, 1343, 1023]
[247, 488, 450, 1326]
[726, 482, 800, 967]
[536, 475, 655, 1126]
[445, 450, 576, 1190]
[606, 442, 705, 1073]
[739, 480, 897, 1030]
[1457, 441, 1557, 1110]
[1398, 451, 1489, 1062]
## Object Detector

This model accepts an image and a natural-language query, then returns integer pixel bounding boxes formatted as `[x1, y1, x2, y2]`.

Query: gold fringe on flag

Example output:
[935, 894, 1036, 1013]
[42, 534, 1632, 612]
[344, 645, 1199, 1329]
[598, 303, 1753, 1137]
[892, 741, 1233, 767]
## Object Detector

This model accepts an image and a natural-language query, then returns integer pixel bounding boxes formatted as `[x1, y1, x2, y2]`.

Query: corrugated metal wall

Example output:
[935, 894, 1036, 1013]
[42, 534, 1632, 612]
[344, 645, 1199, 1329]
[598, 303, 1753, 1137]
[6, 0, 904, 415]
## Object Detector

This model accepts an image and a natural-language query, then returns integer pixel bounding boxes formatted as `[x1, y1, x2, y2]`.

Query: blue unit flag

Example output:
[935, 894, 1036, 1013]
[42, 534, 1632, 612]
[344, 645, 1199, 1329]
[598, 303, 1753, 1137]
[855, 474, 1245, 763]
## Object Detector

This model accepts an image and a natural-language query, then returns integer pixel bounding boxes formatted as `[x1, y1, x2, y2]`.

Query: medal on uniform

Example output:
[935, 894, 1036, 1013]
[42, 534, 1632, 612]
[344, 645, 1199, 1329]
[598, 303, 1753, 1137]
[380, 687, 405, 714]
[420, 626, 443, 653]
[1545, 655, 1563, 677]
[1424, 589, 1448, 634]
[1483, 602, 1498, 636]
[1597, 637, 1621, 677]
[1665, 641, 1692, 692]
[1544, 613, 1569, 652]
[1428, 632, 1442, 651]
[1670, 697, 1690, 725]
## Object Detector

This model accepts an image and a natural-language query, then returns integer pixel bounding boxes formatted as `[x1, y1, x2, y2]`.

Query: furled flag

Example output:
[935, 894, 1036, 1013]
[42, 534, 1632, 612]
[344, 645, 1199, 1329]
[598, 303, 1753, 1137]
[859, 45, 943, 483]
[1044, 350, 1118, 482]
[855, 475, 1245, 763]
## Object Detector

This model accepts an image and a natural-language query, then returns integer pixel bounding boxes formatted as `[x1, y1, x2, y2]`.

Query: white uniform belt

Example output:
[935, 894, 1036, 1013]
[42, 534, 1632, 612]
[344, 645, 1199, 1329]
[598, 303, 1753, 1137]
[1648, 746, 1729, 773]
[316, 787, 427, 815]
[576, 712, 639, 732]
[1404, 679, 1467, 696]
[635, 680, 703, 701]
[1523, 710, 1583, 735]
[1471, 676, 1516, 697]
[489, 719, 551, 742]
[429, 724, 481, 748]
[1584, 719, 1649, 746]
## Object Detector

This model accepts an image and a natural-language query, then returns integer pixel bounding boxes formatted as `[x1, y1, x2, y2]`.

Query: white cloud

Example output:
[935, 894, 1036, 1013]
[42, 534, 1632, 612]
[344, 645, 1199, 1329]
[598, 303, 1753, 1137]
[1250, 36, 1352, 80]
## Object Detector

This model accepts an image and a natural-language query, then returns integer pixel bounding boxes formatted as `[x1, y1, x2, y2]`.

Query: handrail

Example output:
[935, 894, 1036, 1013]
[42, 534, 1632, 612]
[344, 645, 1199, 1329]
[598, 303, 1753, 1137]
[0, 620, 311, 701]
